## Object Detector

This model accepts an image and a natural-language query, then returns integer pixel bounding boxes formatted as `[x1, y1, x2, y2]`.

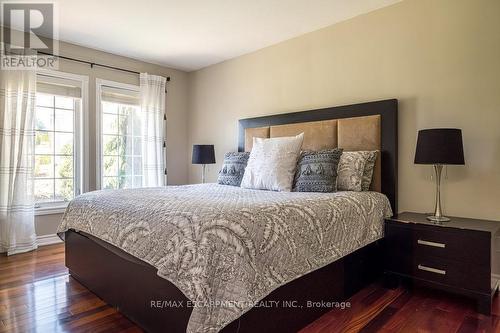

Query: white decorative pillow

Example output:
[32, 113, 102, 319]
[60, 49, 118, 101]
[337, 151, 375, 191]
[240, 133, 304, 192]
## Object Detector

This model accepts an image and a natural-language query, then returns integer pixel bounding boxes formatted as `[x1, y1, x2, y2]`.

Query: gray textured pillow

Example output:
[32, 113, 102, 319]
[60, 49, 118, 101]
[292, 148, 343, 192]
[337, 151, 373, 191]
[217, 152, 250, 186]
[361, 151, 378, 191]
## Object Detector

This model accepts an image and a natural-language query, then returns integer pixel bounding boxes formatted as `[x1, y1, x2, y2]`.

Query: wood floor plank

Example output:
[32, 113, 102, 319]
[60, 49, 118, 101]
[299, 285, 405, 333]
[1, 243, 498, 333]
[357, 291, 412, 332]
[0, 291, 101, 325]
[0, 281, 88, 309]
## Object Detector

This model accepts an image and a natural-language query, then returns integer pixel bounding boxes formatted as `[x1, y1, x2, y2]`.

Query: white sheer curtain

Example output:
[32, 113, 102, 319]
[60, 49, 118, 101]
[0, 70, 38, 255]
[140, 73, 166, 187]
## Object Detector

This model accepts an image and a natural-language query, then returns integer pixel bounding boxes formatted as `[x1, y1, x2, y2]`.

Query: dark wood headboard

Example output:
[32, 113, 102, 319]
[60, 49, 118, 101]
[238, 99, 398, 212]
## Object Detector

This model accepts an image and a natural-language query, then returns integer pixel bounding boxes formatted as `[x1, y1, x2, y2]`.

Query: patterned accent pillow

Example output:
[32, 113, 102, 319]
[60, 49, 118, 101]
[217, 152, 250, 186]
[361, 151, 378, 191]
[292, 149, 343, 192]
[337, 151, 374, 191]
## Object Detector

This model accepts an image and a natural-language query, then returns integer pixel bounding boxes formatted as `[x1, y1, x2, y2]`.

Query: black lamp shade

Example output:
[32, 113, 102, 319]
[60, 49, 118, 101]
[414, 128, 465, 165]
[192, 145, 215, 164]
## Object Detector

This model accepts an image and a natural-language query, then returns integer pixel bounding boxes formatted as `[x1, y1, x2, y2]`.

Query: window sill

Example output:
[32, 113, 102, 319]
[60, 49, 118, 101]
[35, 203, 69, 216]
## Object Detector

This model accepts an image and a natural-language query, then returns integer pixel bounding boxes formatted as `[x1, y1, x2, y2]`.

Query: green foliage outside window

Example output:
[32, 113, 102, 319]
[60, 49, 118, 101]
[58, 143, 74, 201]
[103, 106, 138, 189]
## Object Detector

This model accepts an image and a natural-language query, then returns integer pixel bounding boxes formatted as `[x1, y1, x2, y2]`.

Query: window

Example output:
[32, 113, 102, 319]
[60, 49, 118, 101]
[34, 71, 88, 211]
[97, 81, 142, 189]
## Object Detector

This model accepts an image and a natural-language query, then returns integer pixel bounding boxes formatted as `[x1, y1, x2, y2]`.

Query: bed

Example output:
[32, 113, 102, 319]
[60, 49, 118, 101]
[59, 99, 398, 333]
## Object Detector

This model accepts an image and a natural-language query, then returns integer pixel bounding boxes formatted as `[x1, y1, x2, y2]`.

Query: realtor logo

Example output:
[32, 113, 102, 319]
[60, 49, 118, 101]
[1, 1, 58, 70]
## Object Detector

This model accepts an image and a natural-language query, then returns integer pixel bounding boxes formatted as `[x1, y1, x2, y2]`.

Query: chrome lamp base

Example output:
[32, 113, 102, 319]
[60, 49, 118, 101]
[427, 164, 451, 223]
[427, 215, 451, 223]
[201, 164, 206, 184]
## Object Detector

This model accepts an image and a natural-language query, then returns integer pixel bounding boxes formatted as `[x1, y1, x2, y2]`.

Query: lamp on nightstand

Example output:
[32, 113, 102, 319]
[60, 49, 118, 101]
[192, 145, 216, 183]
[414, 128, 465, 222]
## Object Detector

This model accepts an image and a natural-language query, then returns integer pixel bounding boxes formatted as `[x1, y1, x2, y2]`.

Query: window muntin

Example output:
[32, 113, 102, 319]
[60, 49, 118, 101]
[99, 94, 142, 190]
[34, 93, 79, 204]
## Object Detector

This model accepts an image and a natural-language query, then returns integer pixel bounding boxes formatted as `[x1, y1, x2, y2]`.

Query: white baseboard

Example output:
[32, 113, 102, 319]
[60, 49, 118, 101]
[37, 234, 63, 247]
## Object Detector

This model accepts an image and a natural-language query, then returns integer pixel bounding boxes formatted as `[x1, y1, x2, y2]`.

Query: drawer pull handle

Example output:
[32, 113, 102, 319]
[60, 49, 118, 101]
[417, 239, 446, 248]
[418, 264, 446, 275]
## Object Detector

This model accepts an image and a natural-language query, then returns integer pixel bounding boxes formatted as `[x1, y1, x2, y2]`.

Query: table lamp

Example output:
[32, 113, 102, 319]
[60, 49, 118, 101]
[192, 145, 215, 183]
[414, 128, 465, 222]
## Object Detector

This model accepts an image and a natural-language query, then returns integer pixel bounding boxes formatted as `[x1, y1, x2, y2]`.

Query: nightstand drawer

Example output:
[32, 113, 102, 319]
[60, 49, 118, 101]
[412, 227, 490, 266]
[414, 256, 491, 293]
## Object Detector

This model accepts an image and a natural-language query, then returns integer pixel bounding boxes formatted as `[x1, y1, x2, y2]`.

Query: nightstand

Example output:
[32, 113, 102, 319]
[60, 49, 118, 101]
[384, 212, 500, 315]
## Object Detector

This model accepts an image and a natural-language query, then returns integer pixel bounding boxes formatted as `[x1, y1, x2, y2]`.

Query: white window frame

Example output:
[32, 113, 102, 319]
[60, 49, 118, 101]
[34, 69, 89, 215]
[95, 79, 140, 190]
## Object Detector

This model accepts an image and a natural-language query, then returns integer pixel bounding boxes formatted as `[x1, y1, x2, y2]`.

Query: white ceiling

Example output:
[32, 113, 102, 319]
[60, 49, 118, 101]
[4, 0, 401, 72]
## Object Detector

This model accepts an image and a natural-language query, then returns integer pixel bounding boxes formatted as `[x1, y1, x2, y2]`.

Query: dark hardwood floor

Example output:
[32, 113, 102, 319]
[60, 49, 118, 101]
[1, 244, 498, 332]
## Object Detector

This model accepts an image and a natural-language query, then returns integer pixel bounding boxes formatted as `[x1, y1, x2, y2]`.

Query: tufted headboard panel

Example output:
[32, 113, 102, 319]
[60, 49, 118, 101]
[238, 99, 397, 211]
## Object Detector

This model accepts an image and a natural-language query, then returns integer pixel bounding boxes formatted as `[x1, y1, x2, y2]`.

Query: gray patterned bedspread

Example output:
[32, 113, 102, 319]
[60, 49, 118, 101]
[57, 183, 392, 333]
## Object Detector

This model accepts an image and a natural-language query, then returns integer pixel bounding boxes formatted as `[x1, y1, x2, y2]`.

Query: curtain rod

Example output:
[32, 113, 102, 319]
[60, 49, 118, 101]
[37, 51, 171, 81]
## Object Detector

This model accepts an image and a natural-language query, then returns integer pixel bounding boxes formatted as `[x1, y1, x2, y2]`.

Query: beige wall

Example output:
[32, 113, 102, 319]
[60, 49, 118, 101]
[187, 0, 500, 221]
[6, 34, 191, 235]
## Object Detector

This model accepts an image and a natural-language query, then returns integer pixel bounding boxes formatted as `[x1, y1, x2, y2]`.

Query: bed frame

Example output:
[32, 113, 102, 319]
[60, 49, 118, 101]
[65, 99, 398, 332]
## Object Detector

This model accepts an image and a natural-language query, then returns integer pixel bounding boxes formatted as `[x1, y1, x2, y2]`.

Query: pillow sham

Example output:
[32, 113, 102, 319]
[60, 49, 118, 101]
[292, 148, 343, 192]
[337, 151, 373, 191]
[361, 150, 378, 191]
[240, 133, 304, 192]
[217, 152, 250, 186]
